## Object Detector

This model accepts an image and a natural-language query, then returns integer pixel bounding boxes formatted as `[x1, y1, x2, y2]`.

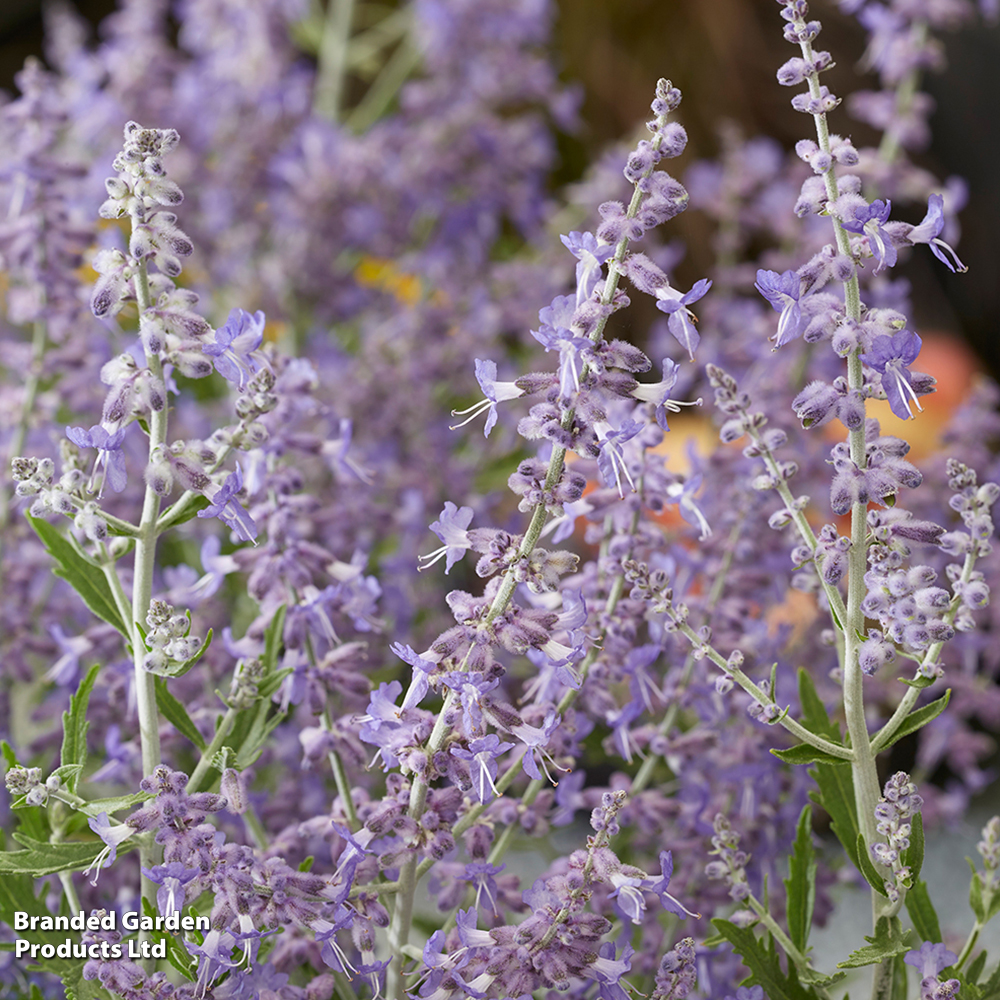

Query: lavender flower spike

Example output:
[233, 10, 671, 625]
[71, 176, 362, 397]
[450, 358, 523, 437]
[197, 464, 258, 543]
[860, 330, 925, 420]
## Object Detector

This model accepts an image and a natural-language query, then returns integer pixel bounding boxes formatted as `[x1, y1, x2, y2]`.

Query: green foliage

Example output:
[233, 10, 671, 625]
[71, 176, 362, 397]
[154, 676, 207, 750]
[60, 664, 99, 794]
[901, 812, 925, 884]
[771, 743, 850, 766]
[836, 916, 916, 969]
[904, 880, 942, 944]
[785, 805, 817, 954]
[140, 896, 197, 981]
[712, 920, 818, 1000]
[0, 836, 107, 876]
[856, 833, 889, 898]
[26, 516, 128, 637]
[797, 669, 861, 873]
[872, 690, 952, 753]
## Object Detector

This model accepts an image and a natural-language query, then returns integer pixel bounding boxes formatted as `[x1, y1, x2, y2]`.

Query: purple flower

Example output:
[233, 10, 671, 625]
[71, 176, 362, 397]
[419, 501, 475, 573]
[841, 199, 897, 272]
[631, 358, 695, 430]
[591, 942, 634, 1000]
[203, 307, 265, 390]
[754, 269, 805, 347]
[646, 850, 701, 919]
[197, 464, 258, 543]
[724, 987, 765, 1000]
[450, 359, 523, 437]
[65, 424, 128, 495]
[560, 230, 615, 305]
[457, 861, 506, 913]
[594, 418, 642, 496]
[906, 194, 968, 273]
[654, 277, 711, 359]
[83, 812, 134, 884]
[860, 330, 924, 420]
[141, 862, 199, 919]
[450, 734, 515, 803]
[904, 941, 958, 978]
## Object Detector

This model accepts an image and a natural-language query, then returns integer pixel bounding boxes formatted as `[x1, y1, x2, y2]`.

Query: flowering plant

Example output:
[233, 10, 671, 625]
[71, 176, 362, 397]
[1, 2, 999, 1000]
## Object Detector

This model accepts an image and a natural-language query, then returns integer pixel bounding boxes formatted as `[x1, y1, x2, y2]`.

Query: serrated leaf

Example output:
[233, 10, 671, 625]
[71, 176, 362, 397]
[902, 812, 925, 884]
[263, 605, 286, 671]
[856, 833, 889, 897]
[60, 665, 99, 793]
[0, 839, 106, 875]
[798, 670, 860, 872]
[154, 677, 207, 750]
[967, 950, 987, 987]
[874, 690, 951, 752]
[837, 916, 915, 969]
[785, 805, 817, 953]
[27, 516, 128, 636]
[144, 627, 213, 678]
[772, 743, 850, 766]
[905, 880, 942, 944]
[981, 960, 1000, 1000]
[970, 859, 987, 922]
[799, 969, 847, 989]
[711, 919, 817, 1000]
[73, 792, 154, 817]
[256, 666, 293, 700]
[898, 674, 937, 689]
[141, 896, 197, 981]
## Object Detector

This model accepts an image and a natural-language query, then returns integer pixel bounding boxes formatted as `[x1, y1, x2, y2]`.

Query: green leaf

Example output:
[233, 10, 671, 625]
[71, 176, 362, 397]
[893, 950, 909, 1000]
[60, 664, 99, 793]
[875, 690, 951, 751]
[905, 880, 942, 944]
[978, 955, 1000, 1000]
[785, 805, 817, 953]
[27, 516, 128, 637]
[154, 676, 207, 750]
[837, 916, 915, 969]
[771, 744, 850, 766]
[898, 674, 937, 690]
[970, 858, 987, 922]
[263, 604, 287, 671]
[799, 969, 847, 989]
[144, 627, 213, 678]
[0, 839, 106, 875]
[967, 950, 988, 987]
[72, 792, 154, 818]
[141, 896, 197, 981]
[797, 670, 861, 872]
[298, 855, 315, 872]
[856, 833, 889, 897]
[902, 812, 925, 884]
[711, 920, 817, 1000]
[256, 666, 293, 700]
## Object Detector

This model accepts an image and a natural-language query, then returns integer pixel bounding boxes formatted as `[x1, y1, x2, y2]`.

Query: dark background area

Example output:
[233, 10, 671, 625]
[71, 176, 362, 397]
[1, 0, 998, 377]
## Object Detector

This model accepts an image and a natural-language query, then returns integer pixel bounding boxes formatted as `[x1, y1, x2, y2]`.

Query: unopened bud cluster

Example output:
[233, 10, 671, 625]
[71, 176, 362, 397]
[871, 771, 922, 903]
[5, 766, 60, 807]
[142, 599, 201, 673]
[705, 813, 751, 901]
